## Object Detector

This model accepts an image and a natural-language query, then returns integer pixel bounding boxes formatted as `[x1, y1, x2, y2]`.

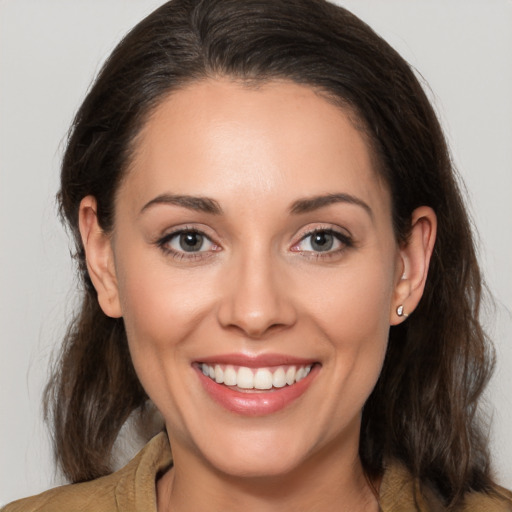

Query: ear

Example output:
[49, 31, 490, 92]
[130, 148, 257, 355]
[78, 196, 122, 318]
[390, 206, 437, 325]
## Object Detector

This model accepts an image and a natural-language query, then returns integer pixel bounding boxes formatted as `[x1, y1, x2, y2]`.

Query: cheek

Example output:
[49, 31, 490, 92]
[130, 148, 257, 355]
[302, 258, 394, 403]
[112, 252, 216, 400]
[303, 257, 395, 341]
[116, 251, 212, 340]
[113, 250, 218, 414]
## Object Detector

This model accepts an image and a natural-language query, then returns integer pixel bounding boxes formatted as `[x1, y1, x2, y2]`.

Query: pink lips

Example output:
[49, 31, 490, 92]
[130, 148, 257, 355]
[195, 353, 319, 416]
[198, 353, 316, 367]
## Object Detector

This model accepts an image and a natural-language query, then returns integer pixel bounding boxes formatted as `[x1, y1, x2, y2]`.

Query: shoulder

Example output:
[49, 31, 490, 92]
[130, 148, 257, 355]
[1, 432, 172, 512]
[462, 485, 512, 511]
[379, 461, 512, 511]
[1, 477, 119, 512]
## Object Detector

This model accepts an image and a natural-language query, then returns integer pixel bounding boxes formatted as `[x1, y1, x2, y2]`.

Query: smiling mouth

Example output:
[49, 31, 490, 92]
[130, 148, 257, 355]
[198, 363, 314, 392]
[195, 359, 320, 415]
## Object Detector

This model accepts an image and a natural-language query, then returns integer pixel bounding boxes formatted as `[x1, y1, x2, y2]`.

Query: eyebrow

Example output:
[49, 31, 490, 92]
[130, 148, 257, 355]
[289, 193, 373, 218]
[140, 194, 223, 215]
[139, 192, 371, 218]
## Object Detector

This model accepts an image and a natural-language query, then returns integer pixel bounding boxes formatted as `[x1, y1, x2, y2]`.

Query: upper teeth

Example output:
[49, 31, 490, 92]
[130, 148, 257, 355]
[201, 363, 313, 390]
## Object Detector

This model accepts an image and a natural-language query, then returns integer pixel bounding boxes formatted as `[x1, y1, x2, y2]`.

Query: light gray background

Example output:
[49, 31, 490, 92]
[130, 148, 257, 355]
[1, 0, 511, 505]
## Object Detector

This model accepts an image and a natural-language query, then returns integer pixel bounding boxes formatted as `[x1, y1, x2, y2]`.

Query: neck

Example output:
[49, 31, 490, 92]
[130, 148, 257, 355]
[157, 428, 379, 512]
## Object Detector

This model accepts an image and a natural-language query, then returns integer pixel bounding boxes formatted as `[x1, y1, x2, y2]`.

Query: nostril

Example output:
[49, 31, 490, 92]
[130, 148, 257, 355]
[218, 300, 283, 333]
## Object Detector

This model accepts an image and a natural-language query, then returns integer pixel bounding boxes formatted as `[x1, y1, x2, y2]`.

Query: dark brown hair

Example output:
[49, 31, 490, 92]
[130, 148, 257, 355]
[46, 0, 496, 506]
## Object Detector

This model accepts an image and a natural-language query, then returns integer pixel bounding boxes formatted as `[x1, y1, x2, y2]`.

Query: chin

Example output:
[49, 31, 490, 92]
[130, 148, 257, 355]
[189, 423, 316, 479]
[210, 449, 304, 480]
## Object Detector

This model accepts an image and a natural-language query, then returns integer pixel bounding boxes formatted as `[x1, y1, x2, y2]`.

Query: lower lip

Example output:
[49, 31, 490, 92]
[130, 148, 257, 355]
[195, 365, 319, 416]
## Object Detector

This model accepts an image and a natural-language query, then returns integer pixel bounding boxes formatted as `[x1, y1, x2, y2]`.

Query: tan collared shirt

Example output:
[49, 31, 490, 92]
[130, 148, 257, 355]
[3, 432, 511, 511]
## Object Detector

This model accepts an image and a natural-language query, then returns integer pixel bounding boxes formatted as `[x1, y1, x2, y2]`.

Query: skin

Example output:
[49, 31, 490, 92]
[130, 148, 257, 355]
[79, 79, 436, 511]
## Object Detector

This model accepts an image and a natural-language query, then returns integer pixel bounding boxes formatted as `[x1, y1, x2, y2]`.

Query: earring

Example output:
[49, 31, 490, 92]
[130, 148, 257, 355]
[396, 305, 409, 318]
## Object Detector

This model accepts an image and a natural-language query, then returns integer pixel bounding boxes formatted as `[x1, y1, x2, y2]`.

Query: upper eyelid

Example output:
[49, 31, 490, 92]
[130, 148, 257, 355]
[154, 227, 215, 254]
[299, 231, 351, 245]
[290, 226, 354, 253]
[161, 229, 215, 246]
[157, 225, 216, 242]
[154, 223, 352, 248]
[295, 224, 352, 241]
[156, 228, 219, 260]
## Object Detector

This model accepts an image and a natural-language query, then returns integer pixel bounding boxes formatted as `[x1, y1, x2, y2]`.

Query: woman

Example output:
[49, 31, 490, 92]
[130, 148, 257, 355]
[3, 0, 511, 510]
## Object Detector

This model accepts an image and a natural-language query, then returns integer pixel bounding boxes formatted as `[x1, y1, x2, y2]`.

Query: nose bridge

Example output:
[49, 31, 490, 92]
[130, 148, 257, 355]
[217, 242, 296, 337]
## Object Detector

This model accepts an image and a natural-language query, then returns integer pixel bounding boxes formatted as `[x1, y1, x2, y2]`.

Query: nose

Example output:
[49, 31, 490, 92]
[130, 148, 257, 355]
[216, 250, 297, 338]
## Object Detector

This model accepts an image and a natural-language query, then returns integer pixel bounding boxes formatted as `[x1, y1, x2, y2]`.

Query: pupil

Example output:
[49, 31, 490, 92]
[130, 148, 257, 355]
[311, 232, 333, 252]
[179, 232, 203, 252]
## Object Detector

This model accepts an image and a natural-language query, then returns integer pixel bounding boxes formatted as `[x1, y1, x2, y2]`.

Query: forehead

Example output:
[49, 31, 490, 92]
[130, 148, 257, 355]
[121, 79, 390, 220]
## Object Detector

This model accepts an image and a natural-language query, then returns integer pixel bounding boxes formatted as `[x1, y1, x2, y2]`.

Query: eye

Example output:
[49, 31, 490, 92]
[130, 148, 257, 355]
[292, 229, 352, 255]
[170, 231, 211, 252]
[157, 228, 219, 257]
[303, 231, 336, 252]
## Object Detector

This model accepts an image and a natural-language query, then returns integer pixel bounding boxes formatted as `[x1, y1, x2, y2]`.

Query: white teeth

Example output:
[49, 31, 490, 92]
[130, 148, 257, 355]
[254, 368, 273, 390]
[200, 363, 313, 390]
[285, 366, 296, 385]
[237, 367, 254, 389]
[214, 365, 224, 384]
[223, 365, 237, 386]
[295, 367, 305, 383]
[272, 367, 286, 388]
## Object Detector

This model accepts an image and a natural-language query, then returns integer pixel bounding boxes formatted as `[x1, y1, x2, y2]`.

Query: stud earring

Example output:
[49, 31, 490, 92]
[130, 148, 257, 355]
[396, 305, 409, 318]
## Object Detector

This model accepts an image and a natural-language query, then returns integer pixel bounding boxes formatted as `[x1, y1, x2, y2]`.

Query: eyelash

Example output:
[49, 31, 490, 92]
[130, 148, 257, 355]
[156, 227, 219, 261]
[155, 226, 353, 261]
[291, 228, 354, 260]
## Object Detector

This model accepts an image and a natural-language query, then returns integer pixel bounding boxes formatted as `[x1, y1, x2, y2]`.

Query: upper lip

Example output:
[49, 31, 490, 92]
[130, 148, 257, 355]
[196, 353, 318, 368]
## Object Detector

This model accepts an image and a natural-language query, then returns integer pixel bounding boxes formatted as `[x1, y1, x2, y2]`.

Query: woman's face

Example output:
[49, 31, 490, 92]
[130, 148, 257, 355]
[104, 80, 405, 477]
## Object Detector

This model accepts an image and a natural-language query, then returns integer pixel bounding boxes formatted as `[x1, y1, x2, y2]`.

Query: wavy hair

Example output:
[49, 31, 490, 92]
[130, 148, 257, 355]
[46, 0, 495, 506]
